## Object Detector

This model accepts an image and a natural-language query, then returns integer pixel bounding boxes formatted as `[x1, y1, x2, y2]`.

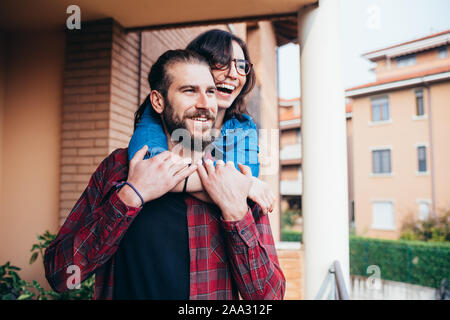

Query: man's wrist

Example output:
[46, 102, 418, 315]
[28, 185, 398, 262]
[221, 201, 249, 222]
[117, 184, 142, 208]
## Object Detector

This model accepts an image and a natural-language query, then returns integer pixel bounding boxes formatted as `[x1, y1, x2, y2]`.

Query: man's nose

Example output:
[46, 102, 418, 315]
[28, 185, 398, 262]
[196, 91, 209, 109]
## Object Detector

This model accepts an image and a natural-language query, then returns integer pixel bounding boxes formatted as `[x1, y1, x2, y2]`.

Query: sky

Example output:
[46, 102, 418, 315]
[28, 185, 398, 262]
[277, 0, 450, 99]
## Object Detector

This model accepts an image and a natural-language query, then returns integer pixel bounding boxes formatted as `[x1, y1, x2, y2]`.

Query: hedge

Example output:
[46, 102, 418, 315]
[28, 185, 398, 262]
[350, 236, 450, 288]
[281, 229, 302, 242]
[280, 230, 450, 288]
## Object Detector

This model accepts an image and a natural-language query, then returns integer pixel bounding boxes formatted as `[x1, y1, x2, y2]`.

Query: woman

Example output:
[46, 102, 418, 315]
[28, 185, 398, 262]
[129, 29, 274, 214]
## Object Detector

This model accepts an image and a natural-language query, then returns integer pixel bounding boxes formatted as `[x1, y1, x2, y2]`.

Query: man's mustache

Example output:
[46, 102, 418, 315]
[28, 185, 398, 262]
[184, 110, 216, 121]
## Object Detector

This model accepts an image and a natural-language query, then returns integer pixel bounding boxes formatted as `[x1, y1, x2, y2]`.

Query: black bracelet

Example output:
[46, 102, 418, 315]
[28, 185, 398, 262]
[183, 164, 191, 193]
[117, 181, 144, 207]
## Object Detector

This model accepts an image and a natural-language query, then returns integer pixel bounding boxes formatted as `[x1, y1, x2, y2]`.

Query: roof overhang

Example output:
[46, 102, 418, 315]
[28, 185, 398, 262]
[346, 70, 450, 98]
[0, 0, 315, 32]
[363, 30, 450, 61]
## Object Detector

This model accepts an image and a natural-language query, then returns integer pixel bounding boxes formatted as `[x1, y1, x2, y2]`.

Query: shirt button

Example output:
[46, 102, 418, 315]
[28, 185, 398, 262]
[126, 216, 131, 222]
[241, 230, 246, 235]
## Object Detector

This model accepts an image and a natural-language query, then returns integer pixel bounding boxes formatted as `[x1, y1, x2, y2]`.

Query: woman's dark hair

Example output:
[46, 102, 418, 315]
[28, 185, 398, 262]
[134, 49, 209, 131]
[186, 29, 256, 122]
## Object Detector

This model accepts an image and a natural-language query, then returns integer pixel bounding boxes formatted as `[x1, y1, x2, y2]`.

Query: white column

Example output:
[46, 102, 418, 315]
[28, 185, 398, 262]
[297, 0, 350, 299]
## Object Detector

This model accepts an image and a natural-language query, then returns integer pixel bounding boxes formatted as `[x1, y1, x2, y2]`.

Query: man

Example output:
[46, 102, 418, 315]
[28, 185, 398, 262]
[44, 49, 285, 300]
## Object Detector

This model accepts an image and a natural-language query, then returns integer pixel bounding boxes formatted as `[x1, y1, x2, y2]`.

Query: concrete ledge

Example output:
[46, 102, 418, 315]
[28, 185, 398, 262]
[276, 241, 302, 250]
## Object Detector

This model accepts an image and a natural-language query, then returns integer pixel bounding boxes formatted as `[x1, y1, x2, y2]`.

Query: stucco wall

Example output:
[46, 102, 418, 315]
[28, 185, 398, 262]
[352, 82, 449, 239]
[0, 32, 64, 285]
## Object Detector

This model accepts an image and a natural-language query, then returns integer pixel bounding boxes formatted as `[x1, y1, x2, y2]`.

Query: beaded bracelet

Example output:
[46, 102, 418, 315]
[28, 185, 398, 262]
[117, 181, 144, 207]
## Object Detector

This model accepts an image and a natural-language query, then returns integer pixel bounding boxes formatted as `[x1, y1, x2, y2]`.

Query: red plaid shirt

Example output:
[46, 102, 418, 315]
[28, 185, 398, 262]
[44, 148, 285, 300]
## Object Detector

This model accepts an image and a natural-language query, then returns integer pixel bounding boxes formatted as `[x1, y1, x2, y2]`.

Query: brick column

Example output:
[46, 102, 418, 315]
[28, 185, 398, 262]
[60, 19, 140, 224]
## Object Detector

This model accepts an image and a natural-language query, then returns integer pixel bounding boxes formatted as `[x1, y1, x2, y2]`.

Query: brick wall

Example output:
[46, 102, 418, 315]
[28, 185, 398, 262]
[276, 243, 304, 300]
[61, 19, 116, 225]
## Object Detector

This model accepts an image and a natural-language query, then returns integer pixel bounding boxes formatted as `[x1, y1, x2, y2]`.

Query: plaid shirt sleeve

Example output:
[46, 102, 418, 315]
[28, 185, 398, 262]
[44, 149, 141, 293]
[221, 203, 286, 300]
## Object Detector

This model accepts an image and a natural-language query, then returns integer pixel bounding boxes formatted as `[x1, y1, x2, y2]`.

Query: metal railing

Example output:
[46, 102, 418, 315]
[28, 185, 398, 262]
[315, 260, 350, 300]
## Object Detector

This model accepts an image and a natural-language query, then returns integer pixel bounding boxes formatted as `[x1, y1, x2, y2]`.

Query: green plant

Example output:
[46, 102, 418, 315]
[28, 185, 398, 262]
[350, 236, 450, 288]
[281, 229, 302, 242]
[0, 262, 53, 300]
[1, 230, 94, 300]
[400, 210, 450, 243]
[281, 209, 302, 228]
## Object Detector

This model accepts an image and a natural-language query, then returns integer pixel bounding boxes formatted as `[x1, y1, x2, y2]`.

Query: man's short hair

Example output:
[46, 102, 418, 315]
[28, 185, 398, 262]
[148, 49, 210, 98]
[134, 49, 210, 131]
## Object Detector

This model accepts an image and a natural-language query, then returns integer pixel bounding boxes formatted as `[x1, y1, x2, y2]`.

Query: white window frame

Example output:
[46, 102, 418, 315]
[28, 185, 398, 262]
[369, 146, 394, 177]
[437, 45, 448, 59]
[395, 54, 417, 67]
[414, 142, 429, 175]
[371, 200, 396, 231]
[416, 199, 432, 221]
[369, 95, 391, 125]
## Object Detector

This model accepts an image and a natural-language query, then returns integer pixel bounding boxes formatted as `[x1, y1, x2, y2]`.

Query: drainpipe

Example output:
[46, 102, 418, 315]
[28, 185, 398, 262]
[424, 83, 437, 218]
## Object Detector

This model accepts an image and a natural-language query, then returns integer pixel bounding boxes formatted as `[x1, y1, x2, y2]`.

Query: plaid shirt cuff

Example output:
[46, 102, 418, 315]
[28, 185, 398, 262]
[221, 208, 258, 249]
[107, 189, 141, 223]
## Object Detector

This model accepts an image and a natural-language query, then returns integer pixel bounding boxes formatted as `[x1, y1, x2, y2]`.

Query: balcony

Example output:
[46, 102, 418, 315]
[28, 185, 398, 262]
[280, 179, 302, 196]
[280, 143, 302, 165]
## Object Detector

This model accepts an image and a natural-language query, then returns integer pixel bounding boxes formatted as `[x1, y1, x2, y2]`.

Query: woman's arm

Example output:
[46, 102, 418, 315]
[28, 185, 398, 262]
[128, 98, 168, 161]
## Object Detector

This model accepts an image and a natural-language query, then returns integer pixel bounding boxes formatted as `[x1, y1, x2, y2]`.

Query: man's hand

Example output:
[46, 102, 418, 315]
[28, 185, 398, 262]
[197, 159, 252, 221]
[238, 163, 275, 215]
[118, 145, 197, 207]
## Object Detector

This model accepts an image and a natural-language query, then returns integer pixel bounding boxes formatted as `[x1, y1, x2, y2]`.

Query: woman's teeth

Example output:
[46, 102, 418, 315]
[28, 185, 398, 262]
[216, 83, 235, 94]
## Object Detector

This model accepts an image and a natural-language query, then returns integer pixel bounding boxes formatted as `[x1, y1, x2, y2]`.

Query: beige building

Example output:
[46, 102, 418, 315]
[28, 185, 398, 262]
[346, 30, 450, 239]
[279, 98, 302, 214]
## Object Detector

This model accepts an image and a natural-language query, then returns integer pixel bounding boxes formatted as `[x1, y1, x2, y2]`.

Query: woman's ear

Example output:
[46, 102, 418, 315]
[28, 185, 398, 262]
[150, 90, 165, 114]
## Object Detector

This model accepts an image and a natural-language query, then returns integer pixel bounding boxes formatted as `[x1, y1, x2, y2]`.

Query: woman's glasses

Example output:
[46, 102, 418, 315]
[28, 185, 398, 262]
[213, 59, 253, 76]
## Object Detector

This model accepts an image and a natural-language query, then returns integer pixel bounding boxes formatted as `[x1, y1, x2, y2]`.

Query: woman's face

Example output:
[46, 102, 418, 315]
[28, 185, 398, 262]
[212, 41, 247, 109]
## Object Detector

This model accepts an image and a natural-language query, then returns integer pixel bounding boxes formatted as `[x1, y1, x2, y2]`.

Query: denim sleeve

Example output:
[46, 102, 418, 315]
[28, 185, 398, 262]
[213, 114, 260, 177]
[128, 101, 168, 161]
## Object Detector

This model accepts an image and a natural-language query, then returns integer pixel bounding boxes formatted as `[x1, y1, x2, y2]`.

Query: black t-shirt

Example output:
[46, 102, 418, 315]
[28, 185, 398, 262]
[113, 193, 190, 300]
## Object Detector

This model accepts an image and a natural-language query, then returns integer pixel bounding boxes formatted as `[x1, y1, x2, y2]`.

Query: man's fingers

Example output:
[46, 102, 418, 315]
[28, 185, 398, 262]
[173, 163, 198, 183]
[131, 145, 148, 163]
[152, 150, 172, 162]
[196, 160, 208, 182]
[238, 163, 252, 177]
[225, 161, 235, 168]
[204, 159, 215, 175]
[170, 159, 192, 176]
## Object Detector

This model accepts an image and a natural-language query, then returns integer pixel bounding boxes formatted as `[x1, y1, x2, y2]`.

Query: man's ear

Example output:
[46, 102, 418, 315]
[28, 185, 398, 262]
[150, 90, 164, 114]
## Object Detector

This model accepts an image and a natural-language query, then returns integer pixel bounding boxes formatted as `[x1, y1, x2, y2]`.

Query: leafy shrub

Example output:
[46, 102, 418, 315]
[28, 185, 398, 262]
[400, 210, 450, 242]
[281, 229, 302, 242]
[1, 231, 94, 300]
[350, 236, 450, 288]
[281, 209, 302, 228]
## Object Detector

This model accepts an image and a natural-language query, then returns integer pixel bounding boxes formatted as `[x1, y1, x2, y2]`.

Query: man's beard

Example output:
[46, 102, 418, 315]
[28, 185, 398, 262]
[161, 96, 216, 151]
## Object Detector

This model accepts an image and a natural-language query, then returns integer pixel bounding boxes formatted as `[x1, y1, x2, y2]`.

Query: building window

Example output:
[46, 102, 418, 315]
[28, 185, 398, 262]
[415, 89, 424, 116]
[372, 201, 395, 230]
[417, 146, 427, 172]
[372, 149, 391, 174]
[437, 45, 448, 58]
[371, 96, 390, 122]
[396, 54, 417, 67]
[418, 202, 430, 221]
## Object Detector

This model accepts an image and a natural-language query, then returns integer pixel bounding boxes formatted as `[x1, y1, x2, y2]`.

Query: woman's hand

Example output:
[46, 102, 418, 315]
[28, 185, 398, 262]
[197, 159, 251, 221]
[238, 163, 275, 215]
